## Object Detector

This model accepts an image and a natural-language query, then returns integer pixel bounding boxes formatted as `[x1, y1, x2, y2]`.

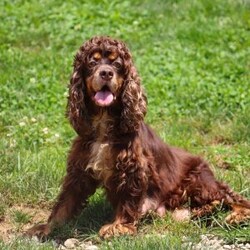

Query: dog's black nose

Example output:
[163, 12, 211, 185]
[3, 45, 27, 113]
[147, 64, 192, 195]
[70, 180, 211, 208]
[100, 69, 114, 80]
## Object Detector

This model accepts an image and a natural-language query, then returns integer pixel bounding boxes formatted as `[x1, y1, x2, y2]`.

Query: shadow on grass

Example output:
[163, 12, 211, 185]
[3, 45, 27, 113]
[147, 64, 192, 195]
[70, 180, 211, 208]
[50, 191, 114, 242]
[44, 192, 250, 245]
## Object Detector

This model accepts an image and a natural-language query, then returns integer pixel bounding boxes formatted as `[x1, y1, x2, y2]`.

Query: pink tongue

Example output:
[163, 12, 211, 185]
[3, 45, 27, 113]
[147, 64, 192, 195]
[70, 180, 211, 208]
[94, 90, 114, 106]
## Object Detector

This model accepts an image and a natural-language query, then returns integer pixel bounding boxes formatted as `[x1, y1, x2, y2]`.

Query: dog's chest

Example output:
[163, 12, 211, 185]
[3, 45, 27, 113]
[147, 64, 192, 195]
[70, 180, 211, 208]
[86, 141, 114, 185]
[85, 112, 116, 184]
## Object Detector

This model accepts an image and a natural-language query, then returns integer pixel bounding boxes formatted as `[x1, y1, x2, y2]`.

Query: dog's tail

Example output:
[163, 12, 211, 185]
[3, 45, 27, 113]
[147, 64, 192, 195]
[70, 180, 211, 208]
[218, 182, 250, 209]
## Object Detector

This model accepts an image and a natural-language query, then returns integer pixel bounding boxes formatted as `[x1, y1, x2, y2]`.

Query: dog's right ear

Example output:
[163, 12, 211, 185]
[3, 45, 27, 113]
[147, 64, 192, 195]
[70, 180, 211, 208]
[66, 37, 103, 136]
[66, 52, 88, 136]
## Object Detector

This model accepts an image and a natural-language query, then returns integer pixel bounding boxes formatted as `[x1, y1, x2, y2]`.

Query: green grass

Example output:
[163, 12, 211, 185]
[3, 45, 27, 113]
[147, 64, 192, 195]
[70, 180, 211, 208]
[0, 0, 249, 249]
[12, 210, 32, 225]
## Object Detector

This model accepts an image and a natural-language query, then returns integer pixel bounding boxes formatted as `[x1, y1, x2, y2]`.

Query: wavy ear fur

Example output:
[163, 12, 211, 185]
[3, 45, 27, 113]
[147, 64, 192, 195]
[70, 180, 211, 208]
[66, 51, 89, 136]
[120, 63, 147, 134]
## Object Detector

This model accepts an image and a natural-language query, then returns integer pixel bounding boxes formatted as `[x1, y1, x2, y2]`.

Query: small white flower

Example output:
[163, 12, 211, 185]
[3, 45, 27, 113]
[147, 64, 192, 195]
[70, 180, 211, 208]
[63, 91, 69, 97]
[42, 127, 49, 134]
[7, 133, 11, 137]
[54, 133, 60, 138]
[10, 139, 17, 148]
[30, 77, 36, 83]
[19, 122, 26, 127]
[31, 118, 37, 123]
[74, 24, 81, 30]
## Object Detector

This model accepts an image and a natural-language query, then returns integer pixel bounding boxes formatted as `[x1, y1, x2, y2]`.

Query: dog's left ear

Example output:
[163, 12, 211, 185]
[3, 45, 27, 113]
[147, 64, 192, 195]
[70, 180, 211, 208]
[120, 62, 147, 134]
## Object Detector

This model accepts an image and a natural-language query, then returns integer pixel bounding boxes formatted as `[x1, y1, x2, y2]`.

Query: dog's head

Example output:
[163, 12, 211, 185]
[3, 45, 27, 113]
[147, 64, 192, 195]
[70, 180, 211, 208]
[67, 36, 147, 134]
[84, 48, 125, 107]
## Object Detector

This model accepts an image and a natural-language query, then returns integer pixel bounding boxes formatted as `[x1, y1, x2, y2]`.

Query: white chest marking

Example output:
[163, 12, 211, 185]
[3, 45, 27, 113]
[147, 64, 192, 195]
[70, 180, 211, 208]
[86, 142, 113, 184]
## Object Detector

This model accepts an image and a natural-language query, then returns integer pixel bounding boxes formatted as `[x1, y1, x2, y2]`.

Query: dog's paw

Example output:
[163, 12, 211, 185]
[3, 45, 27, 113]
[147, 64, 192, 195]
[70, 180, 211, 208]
[172, 208, 191, 222]
[225, 205, 250, 224]
[99, 223, 137, 239]
[24, 224, 51, 240]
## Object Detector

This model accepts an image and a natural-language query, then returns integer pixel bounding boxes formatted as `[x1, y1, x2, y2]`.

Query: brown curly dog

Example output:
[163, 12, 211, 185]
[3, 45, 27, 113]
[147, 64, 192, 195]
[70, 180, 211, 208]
[26, 36, 250, 239]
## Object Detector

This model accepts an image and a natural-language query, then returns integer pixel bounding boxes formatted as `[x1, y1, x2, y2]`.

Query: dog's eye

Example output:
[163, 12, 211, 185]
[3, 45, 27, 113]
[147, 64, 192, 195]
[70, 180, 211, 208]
[89, 61, 97, 68]
[113, 62, 122, 69]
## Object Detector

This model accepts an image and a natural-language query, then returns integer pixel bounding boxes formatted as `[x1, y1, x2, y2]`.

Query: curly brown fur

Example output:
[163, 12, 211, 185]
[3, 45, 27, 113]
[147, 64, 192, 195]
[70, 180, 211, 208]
[26, 36, 250, 239]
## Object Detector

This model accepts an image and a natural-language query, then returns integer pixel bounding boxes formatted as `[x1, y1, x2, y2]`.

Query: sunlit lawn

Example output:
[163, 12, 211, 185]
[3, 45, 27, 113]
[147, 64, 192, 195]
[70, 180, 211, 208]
[0, 0, 249, 249]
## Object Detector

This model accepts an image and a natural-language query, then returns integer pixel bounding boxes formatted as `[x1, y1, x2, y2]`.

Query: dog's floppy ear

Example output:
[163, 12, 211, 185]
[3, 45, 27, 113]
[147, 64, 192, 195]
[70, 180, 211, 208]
[66, 51, 89, 135]
[120, 53, 147, 133]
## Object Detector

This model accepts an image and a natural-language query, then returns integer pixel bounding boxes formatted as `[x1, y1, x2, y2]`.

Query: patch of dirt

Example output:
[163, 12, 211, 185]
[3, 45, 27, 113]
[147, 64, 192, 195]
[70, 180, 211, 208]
[0, 204, 50, 242]
[213, 155, 232, 169]
[212, 136, 233, 145]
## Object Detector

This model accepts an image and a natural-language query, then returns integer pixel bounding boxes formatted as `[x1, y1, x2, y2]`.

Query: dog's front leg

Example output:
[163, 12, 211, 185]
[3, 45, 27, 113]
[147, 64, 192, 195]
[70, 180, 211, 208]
[26, 166, 98, 239]
[100, 184, 145, 239]
[99, 146, 148, 238]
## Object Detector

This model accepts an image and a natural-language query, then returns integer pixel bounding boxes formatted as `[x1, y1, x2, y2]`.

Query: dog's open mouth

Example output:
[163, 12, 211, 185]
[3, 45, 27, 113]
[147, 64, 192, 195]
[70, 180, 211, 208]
[94, 86, 114, 107]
